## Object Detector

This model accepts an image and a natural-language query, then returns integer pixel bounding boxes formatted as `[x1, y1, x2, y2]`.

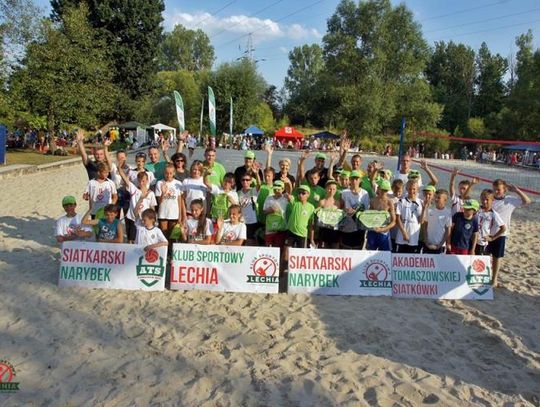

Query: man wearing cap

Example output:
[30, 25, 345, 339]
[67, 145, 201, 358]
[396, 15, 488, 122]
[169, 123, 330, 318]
[263, 180, 289, 249]
[203, 147, 226, 186]
[234, 151, 264, 191]
[55, 196, 93, 243]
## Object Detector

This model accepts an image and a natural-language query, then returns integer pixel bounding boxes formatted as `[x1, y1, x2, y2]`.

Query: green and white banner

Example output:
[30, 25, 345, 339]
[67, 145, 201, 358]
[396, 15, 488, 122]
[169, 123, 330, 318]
[59, 241, 167, 291]
[392, 254, 493, 300]
[288, 248, 392, 296]
[208, 86, 216, 136]
[170, 244, 280, 294]
[173, 91, 185, 132]
[229, 96, 233, 136]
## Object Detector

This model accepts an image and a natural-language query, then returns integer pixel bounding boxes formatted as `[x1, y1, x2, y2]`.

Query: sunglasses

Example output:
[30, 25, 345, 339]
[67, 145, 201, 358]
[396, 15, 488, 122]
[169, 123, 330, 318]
[298, 191, 308, 195]
[175, 159, 185, 162]
[135, 153, 147, 158]
[242, 178, 251, 182]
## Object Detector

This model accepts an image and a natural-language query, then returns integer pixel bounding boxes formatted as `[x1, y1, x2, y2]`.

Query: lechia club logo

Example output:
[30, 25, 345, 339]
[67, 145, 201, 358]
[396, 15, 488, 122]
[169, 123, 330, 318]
[0, 360, 20, 392]
[136, 249, 165, 287]
[466, 259, 491, 295]
[247, 255, 279, 283]
[360, 260, 392, 288]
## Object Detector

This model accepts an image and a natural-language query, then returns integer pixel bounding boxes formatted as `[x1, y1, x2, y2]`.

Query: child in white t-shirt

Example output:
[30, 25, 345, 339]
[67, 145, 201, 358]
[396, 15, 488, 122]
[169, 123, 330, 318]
[449, 167, 478, 215]
[135, 208, 168, 251]
[395, 180, 423, 253]
[55, 195, 93, 243]
[84, 162, 118, 216]
[182, 199, 213, 244]
[155, 163, 185, 239]
[420, 189, 452, 254]
[215, 205, 246, 246]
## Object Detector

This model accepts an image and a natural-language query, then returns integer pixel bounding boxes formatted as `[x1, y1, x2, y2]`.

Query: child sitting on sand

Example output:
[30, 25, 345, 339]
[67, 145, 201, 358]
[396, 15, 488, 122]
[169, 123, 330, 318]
[83, 204, 124, 243]
[135, 208, 168, 252]
[55, 196, 93, 243]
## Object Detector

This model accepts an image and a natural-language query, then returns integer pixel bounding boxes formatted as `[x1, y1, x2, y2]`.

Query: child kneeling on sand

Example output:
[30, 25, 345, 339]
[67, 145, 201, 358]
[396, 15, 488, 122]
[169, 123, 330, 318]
[135, 208, 168, 252]
[55, 195, 93, 243]
[83, 204, 124, 243]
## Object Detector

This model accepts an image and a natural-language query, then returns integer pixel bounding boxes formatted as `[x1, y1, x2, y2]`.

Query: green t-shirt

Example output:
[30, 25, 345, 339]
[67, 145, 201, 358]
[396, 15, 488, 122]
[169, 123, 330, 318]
[286, 200, 315, 238]
[256, 184, 272, 224]
[210, 193, 230, 220]
[295, 183, 326, 207]
[205, 162, 226, 186]
[361, 176, 375, 198]
[145, 160, 167, 181]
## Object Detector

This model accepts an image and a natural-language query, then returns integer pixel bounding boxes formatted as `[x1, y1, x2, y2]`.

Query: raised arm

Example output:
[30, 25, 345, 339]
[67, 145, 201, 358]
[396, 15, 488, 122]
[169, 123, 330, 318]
[264, 143, 273, 170]
[81, 207, 98, 226]
[336, 131, 349, 168]
[327, 152, 338, 180]
[176, 130, 188, 154]
[420, 160, 438, 186]
[508, 183, 532, 205]
[161, 138, 171, 163]
[297, 150, 309, 184]
[76, 130, 89, 166]
[449, 167, 458, 196]
[463, 177, 478, 199]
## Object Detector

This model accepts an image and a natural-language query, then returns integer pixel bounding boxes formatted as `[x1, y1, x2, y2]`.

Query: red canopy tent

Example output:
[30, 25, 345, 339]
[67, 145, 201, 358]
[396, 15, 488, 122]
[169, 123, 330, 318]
[274, 126, 304, 143]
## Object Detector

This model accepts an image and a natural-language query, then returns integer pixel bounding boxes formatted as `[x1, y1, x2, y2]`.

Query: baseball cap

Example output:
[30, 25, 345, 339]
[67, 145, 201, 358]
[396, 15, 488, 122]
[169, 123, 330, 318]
[298, 185, 310, 193]
[422, 185, 436, 193]
[408, 170, 420, 179]
[377, 179, 391, 191]
[462, 199, 480, 211]
[339, 170, 350, 178]
[384, 169, 392, 179]
[325, 179, 338, 187]
[273, 180, 285, 189]
[315, 152, 326, 160]
[62, 195, 77, 206]
[245, 151, 255, 159]
[350, 170, 362, 178]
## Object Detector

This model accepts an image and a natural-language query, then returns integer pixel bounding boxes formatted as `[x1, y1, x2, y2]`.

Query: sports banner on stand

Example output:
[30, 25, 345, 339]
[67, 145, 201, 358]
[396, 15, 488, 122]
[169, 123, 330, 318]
[391, 254, 493, 300]
[288, 248, 392, 296]
[208, 86, 216, 136]
[173, 91, 185, 132]
[59, 241, 167, 291]
[170, 244, 280, 293]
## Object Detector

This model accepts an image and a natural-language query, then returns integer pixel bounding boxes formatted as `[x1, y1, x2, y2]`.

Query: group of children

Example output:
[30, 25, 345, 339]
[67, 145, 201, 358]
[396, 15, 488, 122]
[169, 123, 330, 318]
[55, 144, 531, 286]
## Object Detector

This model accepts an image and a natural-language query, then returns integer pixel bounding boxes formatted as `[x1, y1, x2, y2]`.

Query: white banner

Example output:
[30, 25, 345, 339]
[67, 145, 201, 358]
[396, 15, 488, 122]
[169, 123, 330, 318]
[59, 241, 167, 291]
[288, 248, 392, 296]
[170, 244, 280, 293]
[391, 254, 493, 300]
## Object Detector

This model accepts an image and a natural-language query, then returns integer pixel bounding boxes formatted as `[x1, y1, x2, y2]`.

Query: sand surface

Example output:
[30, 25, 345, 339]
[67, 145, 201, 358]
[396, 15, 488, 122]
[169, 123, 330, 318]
[1, 149, 539, 406]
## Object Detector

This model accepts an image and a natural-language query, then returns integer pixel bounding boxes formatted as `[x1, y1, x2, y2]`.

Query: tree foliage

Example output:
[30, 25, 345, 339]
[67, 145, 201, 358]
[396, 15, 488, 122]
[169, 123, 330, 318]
[15, 4, 115, 130]
[159, 24, 215, 71]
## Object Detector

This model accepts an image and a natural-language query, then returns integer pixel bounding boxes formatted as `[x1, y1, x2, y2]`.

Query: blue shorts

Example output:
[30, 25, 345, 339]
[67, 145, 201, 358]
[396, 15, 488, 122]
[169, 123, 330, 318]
[366, 230, 391, 251]
[486, 236, 506, 258]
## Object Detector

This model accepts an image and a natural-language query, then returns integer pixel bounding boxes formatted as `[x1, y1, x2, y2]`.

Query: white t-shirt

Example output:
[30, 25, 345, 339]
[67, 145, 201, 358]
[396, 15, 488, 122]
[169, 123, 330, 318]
[126, 183, 157, 221]
[182, 177, 208, 209]
[395, 172, 423, 188]
[109, 163, 131, 189]
[263, 195, 289, 215]
[395, 197, 423, 246]
[155, 179, 183, 220]
[425, 206, 452, 247]
[187, 135, 197, 149]
[492, 196, 522, 236]
[477, 209, 505, 246]
[135, 225, 167, 247]
[85, 179, 117, 215]
[186, 218, 213, 242]
[55, 214, 93, 241]
[238, 189, 258, 225]
[220, 221, 247, 243]
[129, 169, 155, 188]
[340, 188, 370, 232]
[451, 194, 464, 215]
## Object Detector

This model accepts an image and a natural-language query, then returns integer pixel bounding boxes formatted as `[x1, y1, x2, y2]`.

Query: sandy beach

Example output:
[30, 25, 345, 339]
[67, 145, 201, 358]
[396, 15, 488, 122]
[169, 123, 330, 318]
[0, 150, 539, 406]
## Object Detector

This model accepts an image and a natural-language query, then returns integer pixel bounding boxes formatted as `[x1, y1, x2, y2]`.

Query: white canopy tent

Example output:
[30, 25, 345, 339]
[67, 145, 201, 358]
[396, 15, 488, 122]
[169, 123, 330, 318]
[151, 123, 176, 139]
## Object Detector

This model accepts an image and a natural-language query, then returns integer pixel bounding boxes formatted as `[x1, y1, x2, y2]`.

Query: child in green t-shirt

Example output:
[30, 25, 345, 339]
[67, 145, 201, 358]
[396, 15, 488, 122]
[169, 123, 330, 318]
[286, 185, 315, 248]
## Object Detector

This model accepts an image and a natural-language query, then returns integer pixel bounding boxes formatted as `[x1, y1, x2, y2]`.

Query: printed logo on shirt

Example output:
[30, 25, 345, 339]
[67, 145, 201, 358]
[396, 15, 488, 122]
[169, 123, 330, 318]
[464, 223, 471, 230]
[247, 254, 279, 284]
[466, 259, 491, 295]
[360, 259, 392, 288]
[136, 249, 165, 287]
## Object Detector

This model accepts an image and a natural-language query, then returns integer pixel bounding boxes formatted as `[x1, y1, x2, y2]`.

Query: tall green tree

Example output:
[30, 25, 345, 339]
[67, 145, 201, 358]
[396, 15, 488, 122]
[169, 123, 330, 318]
[51, 0, 164, 114]
[425, 41, 475, 133]
[207, 59, 267, 133]
[284, 44, 324, 125]
[322, 0, 436, 136]
[16, 4, 115, 130]
[474, 42, 507, 119]
[159, 24, 215, 71]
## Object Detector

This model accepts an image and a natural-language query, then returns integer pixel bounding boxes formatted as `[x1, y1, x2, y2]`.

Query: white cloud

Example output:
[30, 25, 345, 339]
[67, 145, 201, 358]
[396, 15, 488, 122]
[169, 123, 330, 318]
[164, 9, 320, 44]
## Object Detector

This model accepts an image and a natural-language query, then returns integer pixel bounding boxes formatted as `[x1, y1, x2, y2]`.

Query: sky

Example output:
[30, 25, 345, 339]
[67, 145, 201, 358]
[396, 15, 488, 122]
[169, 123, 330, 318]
[35, 0, 540, 87]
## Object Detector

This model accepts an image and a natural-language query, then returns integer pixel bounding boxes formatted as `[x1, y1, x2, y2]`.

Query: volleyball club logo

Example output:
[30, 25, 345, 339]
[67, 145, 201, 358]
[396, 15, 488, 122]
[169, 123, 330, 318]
[0, 360, 19, 392]
[466, 258, 491, 295]
[360, 259, 392, 288]
[136, 249, 165, 287]
[247, 254, 279, 283]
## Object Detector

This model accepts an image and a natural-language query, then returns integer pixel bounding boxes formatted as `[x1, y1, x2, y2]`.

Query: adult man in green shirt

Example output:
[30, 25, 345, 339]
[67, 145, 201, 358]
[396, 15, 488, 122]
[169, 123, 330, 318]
[203, 147, 226, 186]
